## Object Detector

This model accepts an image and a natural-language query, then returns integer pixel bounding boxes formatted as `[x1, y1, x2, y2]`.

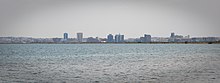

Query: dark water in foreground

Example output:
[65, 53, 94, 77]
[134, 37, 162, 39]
[0, 44, 220, 83]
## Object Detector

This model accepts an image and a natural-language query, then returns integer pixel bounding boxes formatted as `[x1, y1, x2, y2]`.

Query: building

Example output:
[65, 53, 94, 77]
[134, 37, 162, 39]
[77, 32, 83, 42]
[170, 32, 175, 38]
[169, 32, 175, 42]
[151, 37, 169, 42]
[185, 35, 190, 39]
[115, 35, 120, 42]
[115, 34, 124, 43]
[52, 38, 62, 43]
[144, 34, 151, 42]
[63, 33, 68, 40]
[87, 37, 100, 43]
[107, 34, 114, 42]
[169, 32, 191, 42]
[121, 35, 124, 42]
[140, 34, 151, 42]
[191, 37, 219, 42]
[175, 35, 183, 39]
[99, 38, 107, 42]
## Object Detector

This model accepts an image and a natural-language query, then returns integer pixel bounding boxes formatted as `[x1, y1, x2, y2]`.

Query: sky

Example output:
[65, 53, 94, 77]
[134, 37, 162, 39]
[0, 0, 220, 38]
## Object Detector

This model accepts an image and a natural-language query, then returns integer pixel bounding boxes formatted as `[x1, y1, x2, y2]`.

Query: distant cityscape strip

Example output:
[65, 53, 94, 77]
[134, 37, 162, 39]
[0, 32, 220, 44]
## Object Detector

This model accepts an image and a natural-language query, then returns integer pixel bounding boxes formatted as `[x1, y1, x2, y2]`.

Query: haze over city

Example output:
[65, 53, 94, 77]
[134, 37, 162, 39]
[0, 0, 220, 38]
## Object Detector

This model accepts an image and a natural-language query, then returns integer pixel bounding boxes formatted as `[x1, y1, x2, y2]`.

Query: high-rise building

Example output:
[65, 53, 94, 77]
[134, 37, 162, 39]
[77, 32, 83, 42]
[63, 33, 68, 40]
[107, 34, 114, 42]
[169, 32, 175, 42]
[170, 32, 175, 38]
[115, 34, 124, 43]
[121, 35, 124, 42]
[140, 34, 151, 42]
[144, 34, 151, 42]
[115, 34, 120, 43]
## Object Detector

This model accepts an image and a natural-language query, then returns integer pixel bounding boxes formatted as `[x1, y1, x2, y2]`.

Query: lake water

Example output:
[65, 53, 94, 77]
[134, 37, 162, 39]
[0, 44, 220, 83]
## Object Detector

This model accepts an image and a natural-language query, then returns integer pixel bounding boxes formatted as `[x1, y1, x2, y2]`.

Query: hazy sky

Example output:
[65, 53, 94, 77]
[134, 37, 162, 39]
[0, 0, 220, 38]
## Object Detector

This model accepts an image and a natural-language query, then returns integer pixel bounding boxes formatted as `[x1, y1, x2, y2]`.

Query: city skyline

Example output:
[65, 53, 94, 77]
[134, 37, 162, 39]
[0, 32, 220, 39]
[0, 32, 219, 44]
[0, 0, 220, 38]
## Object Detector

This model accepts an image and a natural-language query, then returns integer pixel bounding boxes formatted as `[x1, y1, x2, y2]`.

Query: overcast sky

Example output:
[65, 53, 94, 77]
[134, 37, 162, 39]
[0, 0, 220, 38]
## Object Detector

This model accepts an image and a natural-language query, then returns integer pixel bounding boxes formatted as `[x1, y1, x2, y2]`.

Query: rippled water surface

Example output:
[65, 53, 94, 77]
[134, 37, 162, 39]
[0, 44, 220, 83]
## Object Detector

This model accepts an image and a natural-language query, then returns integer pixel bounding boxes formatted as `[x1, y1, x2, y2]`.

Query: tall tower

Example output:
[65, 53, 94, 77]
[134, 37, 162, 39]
[115, 34, 124, 43]
[120, 35, 124, 42]
[77, 32, 83, 42]
[170, 32, 175, 38]
[63, 33, 68, 40]
[169, 32, 175, 42]
[107, 34, 114, 42]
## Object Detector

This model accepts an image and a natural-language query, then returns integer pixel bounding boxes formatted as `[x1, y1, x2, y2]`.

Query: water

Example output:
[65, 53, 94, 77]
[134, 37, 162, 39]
[0, 44, 220, 83]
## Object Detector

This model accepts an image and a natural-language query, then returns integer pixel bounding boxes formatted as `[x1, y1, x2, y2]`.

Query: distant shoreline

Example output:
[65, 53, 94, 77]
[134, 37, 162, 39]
[0, 42, 220, 44]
